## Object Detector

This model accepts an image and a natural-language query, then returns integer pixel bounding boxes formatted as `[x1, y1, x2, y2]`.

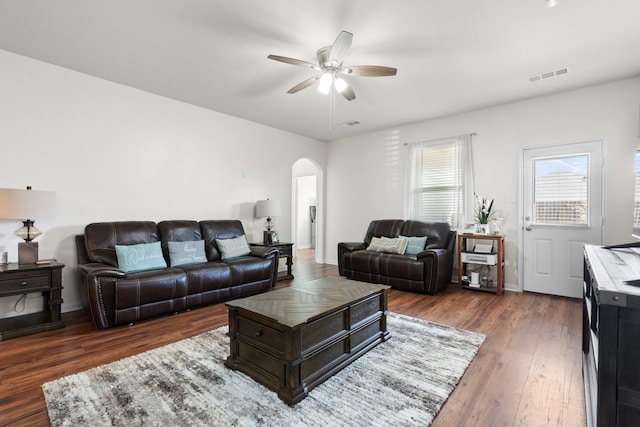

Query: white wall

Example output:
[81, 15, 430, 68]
[0, 50, 326, 317]
[326, 77, 640, 290]
[1, 48, 637, 318]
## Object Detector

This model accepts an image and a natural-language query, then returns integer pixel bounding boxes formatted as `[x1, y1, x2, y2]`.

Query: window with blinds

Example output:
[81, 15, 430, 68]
[405, 135, 472, 229]
[532, 154, 588, 225]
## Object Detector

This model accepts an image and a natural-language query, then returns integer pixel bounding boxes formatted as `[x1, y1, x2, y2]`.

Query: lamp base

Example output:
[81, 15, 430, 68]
[18, 242, 38, 264]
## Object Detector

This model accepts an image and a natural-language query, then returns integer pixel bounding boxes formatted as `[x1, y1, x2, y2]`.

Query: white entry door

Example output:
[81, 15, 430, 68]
[522, 140, 603, 298]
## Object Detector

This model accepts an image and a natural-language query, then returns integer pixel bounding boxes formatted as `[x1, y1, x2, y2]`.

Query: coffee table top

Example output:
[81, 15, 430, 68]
[225, 277, 389, 328]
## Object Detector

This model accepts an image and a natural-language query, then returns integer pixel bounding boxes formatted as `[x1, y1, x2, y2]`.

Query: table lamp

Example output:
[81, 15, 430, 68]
[0, 186, 56, 264]
[256, 199, 281, 244]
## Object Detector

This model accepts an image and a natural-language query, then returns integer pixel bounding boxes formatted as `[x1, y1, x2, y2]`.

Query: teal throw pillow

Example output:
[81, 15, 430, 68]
[115, 241, 167, 273]
[168, 240, 207, 266]
[401, 236, 428, 255]
[216, 235, 251, 259]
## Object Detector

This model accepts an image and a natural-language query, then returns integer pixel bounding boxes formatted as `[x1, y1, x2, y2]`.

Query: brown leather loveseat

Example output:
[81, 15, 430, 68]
[76, 220, 278, 329]
[338, 219, 456, 294]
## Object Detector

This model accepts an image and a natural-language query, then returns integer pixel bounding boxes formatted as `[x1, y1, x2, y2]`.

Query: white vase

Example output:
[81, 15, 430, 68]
[490, 218, 503, 234]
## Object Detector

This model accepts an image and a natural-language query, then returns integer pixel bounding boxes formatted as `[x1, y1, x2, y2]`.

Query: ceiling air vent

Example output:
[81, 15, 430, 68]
[528, 67, 569, 83]
[341, 120, 361, 128]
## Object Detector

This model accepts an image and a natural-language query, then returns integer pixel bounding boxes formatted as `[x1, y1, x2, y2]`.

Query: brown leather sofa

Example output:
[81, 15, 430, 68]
[338, 219, 456, 294]
[76, 220, 278, 329]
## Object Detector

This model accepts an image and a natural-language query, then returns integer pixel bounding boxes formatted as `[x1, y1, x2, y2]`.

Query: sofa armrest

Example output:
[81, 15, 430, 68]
[250, 246, 279, 259]
[249, 247, 279, 287]
[416, 248, 453, 294]
[337, 242, 366, 276]
[78, 263, 125, 329]
[78, 263, 126, 278]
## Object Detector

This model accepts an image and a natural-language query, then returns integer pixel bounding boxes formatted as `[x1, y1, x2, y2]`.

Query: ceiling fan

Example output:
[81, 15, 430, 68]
[268, 31, 397, 101]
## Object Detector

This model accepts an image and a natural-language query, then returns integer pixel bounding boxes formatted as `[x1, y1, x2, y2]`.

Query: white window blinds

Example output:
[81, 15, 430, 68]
[405, 134, 473, 230]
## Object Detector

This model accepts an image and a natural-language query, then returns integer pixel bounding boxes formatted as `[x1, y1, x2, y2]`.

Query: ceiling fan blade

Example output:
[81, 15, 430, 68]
[268, 55, 320, 70]
[340, 84, 356, 101]
[287, 76, 319, 94]
[329, 31, 353, 65]
[342, 65, 397, 77]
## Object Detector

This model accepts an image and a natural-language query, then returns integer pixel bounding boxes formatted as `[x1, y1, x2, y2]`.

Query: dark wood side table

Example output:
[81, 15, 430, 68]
[0, 261, 65, 341]
[250, 242, 294, 281]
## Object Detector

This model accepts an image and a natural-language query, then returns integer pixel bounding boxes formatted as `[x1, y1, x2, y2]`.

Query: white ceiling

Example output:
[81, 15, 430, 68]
[1, 0, 639, 141]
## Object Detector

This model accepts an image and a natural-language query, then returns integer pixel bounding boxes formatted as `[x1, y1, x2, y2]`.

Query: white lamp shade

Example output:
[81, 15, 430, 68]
[256, 199, 281, 218]
[0, 188, 56, 220]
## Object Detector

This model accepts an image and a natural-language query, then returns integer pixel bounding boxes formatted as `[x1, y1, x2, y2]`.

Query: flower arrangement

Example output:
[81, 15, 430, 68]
[474, 193, 494, 224]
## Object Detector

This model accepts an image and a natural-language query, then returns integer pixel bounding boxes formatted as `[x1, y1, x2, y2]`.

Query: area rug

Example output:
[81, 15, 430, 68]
[43, 313, 485, 426]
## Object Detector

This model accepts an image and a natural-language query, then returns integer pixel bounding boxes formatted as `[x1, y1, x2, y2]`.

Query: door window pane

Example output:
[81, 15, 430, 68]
[532, 154, 588, 225]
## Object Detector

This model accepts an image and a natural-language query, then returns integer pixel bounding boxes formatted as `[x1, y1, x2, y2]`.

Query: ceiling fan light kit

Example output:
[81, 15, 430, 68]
[318, 73, 333, 94]
[268, 30, 397, 102]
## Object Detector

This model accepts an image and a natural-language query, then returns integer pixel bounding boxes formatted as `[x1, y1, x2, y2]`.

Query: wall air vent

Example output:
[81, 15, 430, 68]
[340, 120, 361, 127]
[528, 67, 569, 83]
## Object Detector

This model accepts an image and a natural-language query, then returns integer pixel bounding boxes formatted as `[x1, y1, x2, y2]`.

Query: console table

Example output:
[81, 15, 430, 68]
[0, 262, 65, 341]
[250, 242, 294, 281]
[457, 233, 504, 294]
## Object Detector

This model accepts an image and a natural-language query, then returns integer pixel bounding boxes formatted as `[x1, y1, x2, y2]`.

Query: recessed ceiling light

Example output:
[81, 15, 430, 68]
[546, 0, 558, 7]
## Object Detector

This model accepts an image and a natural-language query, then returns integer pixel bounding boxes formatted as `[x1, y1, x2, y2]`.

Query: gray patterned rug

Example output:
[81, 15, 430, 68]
[43, 313, 484, 426]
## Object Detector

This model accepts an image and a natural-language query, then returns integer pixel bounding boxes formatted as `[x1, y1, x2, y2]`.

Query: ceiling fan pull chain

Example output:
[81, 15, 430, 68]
[329, 83, 335, 132]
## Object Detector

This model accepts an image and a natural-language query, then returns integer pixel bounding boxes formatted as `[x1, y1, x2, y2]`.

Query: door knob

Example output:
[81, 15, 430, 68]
[525, 225, 532, 231]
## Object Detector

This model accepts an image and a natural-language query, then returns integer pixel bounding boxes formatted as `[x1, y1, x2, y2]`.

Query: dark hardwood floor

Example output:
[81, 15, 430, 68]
[0, 250, 585, 426]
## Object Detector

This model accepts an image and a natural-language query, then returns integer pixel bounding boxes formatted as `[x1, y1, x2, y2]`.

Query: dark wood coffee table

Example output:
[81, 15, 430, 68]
[225, 277, 390, 405]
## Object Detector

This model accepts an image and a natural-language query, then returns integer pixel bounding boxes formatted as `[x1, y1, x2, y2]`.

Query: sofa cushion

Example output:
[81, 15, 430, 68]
[401, 235, 427, 255]
[114, 268, 188, 325]
[217, 235, 251, 259]
[363, 219, 405, 246]
[115, 242, 167, 273]
[200, 220, 247, 261]
[401, 220, 451, 249]
[343, 251, 381, 275]
[378, 253, 424, 280]
[167, 240, 207, 267]
[177, 262, 233, 307]
[158, 220, 203, 260]
[85, 221, 160, 267]
[225, 256, 275, 286]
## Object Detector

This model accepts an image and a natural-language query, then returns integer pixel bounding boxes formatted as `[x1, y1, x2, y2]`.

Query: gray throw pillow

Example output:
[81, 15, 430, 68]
[216, 235, 251, 259]
[168, 240, 207, 266]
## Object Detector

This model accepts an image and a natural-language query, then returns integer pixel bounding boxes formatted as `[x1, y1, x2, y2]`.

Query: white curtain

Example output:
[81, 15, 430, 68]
[404, 134, 474, 231]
